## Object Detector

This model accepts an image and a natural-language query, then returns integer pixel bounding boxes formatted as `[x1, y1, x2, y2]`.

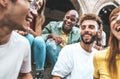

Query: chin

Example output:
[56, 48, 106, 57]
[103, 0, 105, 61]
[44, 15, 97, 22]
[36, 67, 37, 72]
[82, 39, 94, 45]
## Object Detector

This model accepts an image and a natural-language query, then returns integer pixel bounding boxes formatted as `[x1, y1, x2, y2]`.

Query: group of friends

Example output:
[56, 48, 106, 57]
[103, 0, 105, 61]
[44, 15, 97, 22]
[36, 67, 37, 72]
[0, 0, 120, 79]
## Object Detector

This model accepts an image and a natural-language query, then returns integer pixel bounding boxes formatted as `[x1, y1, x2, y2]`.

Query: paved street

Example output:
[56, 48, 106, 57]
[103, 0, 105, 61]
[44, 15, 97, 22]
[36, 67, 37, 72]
[32, 62, 53, 79]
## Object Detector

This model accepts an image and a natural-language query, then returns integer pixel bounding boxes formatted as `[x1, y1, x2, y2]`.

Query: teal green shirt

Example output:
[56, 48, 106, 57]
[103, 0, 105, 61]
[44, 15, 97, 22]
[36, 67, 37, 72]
[42, 21, 81, 44]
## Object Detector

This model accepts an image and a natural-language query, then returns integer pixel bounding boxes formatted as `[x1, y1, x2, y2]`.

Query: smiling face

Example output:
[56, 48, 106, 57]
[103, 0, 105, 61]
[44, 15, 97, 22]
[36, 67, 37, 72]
[79, 14, 102, 45]
[62, 10, 79, 33]
[27, 0, 44, 24]
[0, 0, 32, 30]
[110, 11, 120, 41]
[80, 20, 98, 44]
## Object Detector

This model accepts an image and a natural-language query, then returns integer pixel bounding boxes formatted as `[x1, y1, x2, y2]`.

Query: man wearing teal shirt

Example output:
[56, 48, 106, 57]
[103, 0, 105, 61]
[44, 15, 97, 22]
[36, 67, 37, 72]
[42, 10, 81, 66]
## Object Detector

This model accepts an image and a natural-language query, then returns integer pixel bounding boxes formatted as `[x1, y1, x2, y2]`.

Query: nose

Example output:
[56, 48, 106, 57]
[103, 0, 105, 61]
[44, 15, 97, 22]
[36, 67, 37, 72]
[84, 26, 90, 31]
[116, 15, 120, 24]
[30, 8, 38, 17]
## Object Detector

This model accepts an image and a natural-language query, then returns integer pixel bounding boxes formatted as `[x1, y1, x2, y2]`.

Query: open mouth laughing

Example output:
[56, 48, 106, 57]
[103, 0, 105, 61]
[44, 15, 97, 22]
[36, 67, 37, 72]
[116, 26, 120, 32]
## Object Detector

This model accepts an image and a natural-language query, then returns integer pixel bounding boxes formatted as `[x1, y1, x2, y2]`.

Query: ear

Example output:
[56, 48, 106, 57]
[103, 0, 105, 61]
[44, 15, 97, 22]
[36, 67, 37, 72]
[0, 0, 8, 7]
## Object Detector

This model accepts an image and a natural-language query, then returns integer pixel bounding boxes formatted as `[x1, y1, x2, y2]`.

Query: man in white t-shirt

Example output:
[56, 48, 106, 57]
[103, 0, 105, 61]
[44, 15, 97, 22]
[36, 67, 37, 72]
[0, 0, 39, 79]
[0, 31, 31, 79]
[52, 13, 103, 79]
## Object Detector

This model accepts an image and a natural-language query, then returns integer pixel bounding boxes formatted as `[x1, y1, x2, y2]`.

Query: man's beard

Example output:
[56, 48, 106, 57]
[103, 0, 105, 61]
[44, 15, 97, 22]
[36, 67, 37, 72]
[0, 14, 26, 31]
[81, 33, 97, 45]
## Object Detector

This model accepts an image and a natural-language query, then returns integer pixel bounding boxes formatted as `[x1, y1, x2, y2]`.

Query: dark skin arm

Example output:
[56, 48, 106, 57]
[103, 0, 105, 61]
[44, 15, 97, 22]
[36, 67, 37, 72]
[48, 34, 64, 45]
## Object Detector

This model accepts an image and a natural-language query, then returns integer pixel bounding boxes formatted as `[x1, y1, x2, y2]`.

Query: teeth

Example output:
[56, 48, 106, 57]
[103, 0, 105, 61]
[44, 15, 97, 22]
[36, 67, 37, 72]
[116, 26, 120, 32]
[25, 17, 32, 23]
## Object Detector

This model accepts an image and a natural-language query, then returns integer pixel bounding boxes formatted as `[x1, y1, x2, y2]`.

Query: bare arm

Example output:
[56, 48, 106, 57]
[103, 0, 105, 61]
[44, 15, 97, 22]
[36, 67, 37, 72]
[26, 26, 40, 37]
[48, 34, 64, 45]
[18, 72, 33, 79]
[52, 76, 62, 79]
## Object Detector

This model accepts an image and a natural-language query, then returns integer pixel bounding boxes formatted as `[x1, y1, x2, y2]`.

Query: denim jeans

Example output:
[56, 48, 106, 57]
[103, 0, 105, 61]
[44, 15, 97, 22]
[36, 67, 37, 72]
[46, 39, 61, 67]
[25, 34, 46, 71]
[25, 33, 34, 46]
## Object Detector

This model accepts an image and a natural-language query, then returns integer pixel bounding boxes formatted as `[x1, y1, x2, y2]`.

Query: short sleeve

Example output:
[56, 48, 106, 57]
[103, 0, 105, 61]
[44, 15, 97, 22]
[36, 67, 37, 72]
[20, 41, 31, 73]
[52, 45, 73, 78]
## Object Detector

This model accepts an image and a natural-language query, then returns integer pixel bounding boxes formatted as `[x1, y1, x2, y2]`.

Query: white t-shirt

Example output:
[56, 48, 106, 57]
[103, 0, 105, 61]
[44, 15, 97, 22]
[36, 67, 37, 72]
[0, 31, 31, 79]
[101, 31, 106, 46]
[52, 43, 97, 79]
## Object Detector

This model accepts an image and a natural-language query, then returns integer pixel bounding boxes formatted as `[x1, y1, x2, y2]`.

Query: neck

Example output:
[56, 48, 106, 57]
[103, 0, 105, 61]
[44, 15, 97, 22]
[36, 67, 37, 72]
[62, 28, 71, 34]
[0, 27, 12, 45]
[80, 42, 93, 53]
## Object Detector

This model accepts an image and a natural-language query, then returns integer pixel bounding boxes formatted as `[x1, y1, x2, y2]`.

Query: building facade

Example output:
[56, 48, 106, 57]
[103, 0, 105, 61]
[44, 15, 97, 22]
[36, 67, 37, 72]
[45, 0, 120, 46]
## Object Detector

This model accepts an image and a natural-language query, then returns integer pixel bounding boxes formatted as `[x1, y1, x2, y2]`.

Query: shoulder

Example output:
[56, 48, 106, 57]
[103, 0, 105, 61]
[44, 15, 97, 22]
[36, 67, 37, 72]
[64, 43, 79, 48]
[94, 48, 109, 60]
[45, 21, 63, 30]
[72, 27, 80, 34]
[47, 21, 63, 26]
[12, 31, 31, 56]
[12, 31, 29, 45]
[61, 43, 79, 52]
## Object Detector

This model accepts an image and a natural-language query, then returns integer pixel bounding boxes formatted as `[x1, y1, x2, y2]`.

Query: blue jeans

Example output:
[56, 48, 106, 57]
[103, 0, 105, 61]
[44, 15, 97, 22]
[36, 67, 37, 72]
[25, 33, 34, 46]
[25, 34, 46, 71]
[46, 39, 61, 67]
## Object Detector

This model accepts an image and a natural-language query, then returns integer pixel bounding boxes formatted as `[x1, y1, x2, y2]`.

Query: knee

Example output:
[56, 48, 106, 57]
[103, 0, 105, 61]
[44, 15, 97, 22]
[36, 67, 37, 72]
[33, 37, 46, 47]
[34, 37, 45, 43]
[46, 39, 57, 50]
[25, 34, 34, 45]
[25, 34, 34, 39]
